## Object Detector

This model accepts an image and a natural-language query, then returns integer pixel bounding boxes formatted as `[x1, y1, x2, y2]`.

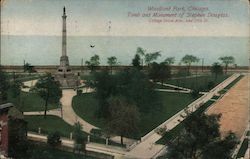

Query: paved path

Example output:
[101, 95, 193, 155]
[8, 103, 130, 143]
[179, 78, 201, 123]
[24, 89, 98, 133]
[156, 82, 191, 91]
[22, 79, 38, 92]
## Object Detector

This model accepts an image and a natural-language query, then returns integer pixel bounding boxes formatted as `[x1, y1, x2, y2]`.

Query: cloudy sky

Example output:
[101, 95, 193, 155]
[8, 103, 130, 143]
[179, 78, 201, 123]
[1, 0, 249, 37]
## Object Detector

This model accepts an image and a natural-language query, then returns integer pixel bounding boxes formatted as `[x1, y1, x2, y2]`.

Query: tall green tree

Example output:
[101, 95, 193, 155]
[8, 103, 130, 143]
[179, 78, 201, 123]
[164, 57, 175, 65]
[211, 62, 223, 81]
[107, 56, 118, 74]
[107, 96, 140, 145]
[136, 47, 146, 66]
[85, 54, 100, 72]
[165, 113, 238, 159]
[132, 54, 142, 70]
[181, 55, 200, 73]
[144, 52, 161, 67]
[35, 74, 62, 118]
[149, 62, 171, 85]
[135, 47, 161, 67]
[73, 122, 86, 155]
[219, 56, 235, 74]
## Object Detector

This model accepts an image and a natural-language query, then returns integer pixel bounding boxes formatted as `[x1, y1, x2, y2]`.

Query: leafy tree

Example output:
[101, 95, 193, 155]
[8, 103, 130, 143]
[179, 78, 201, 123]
[0, 68, 9, 104]
[165, 113, 238, 159]
[211, 62, 223, 81]
[164, 57, 175, 65]
[34, 74, 62, 118]
[116, 69, 161, 112]
[47, 131, 61, 147]
[85, 54, 100, 72]
[202, 132, 238, 159]
[73, 122, 86, 154]
[219, 56, 235, 74]
[90, 71, 117, 117]
[149, 62, 171, 85]
[181, 55, 200, 73]
[144, 51, 161, 67]
[106, 96, 140, 145]
[90, 69, 161, 118]
[9, 80, 22, 98]
[107, 56, 118, 74]
[132, 54, 142, 70]
[136, 47, 146, 66]
[8, 116, 28, 159]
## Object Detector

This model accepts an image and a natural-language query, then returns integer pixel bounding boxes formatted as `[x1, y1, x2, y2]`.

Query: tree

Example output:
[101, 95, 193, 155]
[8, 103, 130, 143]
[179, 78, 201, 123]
[132, 54, 142, 70]
[8, 115, 28, 159]
[107, 56, 118, 74]
[164, 57, 175, 65]
[202, 132, 238, 159]
[0, 68, 9, 104]
[35, 74, 62, 118]
[47, 131, 61, 147]
[85, 54, 100, 72]
[144, 52, 161, 67]
[219, 56, 235, 74]
[181, 55, 199, 73]
[211, 62, 223, 81]
[106, 96, 140, 145]
[136, 47, 146, 66]
[73, 122, 86, 155]
[165, 113, 238, 159]
[149, 62, 171, 85]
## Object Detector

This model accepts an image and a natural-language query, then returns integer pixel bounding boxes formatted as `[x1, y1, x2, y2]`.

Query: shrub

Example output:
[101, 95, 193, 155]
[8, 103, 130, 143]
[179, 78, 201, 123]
[47, 131, 61, 147]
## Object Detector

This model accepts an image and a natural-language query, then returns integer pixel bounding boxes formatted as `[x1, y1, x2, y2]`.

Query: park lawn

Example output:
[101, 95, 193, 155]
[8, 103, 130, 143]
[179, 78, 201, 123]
[165, 74, 230, 91]
[72, 92, 197, 139]
[29, 142, 97, 159]
[25, 115, 123, 147]
[7, 91, 58, 112]
[25, 115, 79, 138]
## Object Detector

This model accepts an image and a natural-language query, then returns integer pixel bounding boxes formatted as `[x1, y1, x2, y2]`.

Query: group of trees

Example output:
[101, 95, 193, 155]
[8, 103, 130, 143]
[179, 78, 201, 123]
[84, 48, 235, 79]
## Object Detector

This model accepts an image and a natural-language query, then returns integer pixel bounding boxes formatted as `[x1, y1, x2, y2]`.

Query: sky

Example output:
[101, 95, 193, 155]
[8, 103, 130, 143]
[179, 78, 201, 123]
[1, 0, 249, 37]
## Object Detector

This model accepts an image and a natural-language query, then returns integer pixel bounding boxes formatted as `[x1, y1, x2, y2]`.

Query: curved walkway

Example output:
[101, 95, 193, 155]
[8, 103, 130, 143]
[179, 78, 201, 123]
[24, 89, 98, 133]
[60, 89, 98, 133]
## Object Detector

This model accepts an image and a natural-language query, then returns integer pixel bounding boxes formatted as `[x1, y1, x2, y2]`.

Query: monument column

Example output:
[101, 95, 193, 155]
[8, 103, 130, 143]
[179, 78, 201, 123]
[55, 7, 77, 88]
[62, 7, 67, 57]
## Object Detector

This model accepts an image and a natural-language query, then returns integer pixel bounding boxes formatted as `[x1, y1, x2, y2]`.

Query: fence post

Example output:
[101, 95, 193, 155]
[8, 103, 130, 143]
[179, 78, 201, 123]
[70, 132, 73, 140]
[106, 138, 109, 145]
[87, 135, 90, 143]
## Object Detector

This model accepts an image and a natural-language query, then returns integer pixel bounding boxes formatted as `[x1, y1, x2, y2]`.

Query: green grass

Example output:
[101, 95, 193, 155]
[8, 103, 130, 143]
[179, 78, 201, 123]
[223, 75, 244, 90]
[165, 74, 230, 91]
[7, 91, 58, 112]
[236, 138, 248, 158]
[218, 75, 244, 94]
[29, 142, 97, 159]
[25, 115, 124, 147]
[156, 100, 215, 144]
[25, 115, 78, 138]
[72, 92, 197, 139]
